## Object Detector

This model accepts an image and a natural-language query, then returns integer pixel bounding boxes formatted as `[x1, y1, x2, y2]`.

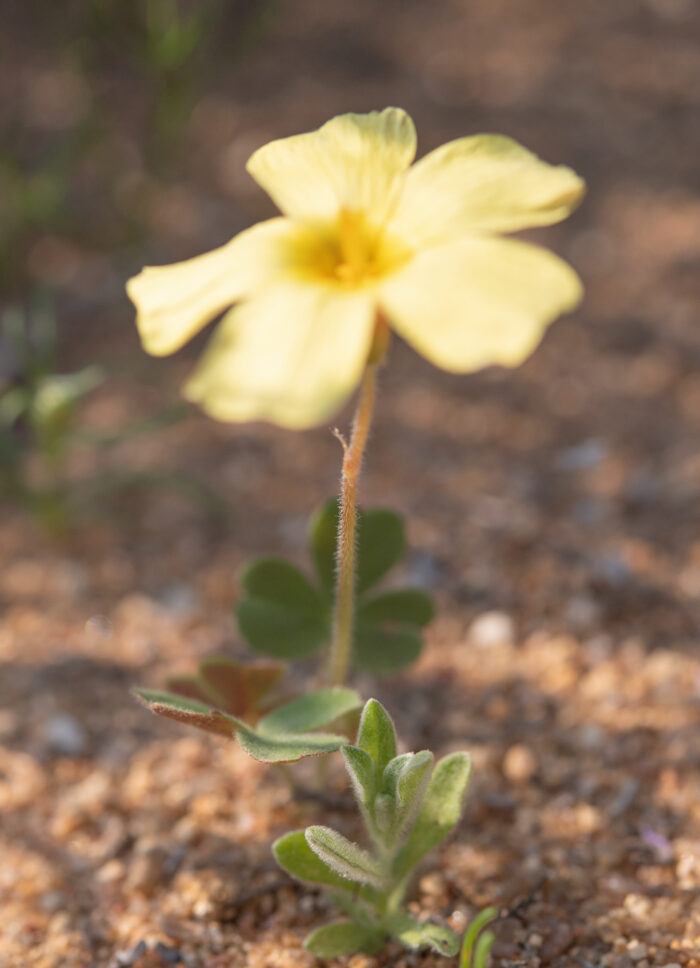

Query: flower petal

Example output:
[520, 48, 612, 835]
[379, 236, 582, 372]
[246, 108, 416, 222]
[126, 218, 297, 356]
[184, 283, 375, 428]
[392, 135, 584, 245]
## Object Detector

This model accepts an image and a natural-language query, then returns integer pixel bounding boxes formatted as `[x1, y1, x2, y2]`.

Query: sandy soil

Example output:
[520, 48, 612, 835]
[1, 1, 700, 966]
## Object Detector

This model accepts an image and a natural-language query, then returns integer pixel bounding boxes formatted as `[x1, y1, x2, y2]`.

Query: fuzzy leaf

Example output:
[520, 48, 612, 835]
[397, 750, 434, 806]
[354, 622, 423, 675]
[357, 589, 434, 627]
[273, 831, 355, 892]
[304, 921, 385, 958]
[236, 558, 328, 659]
[133, 689, 239, 738]
[387, 913, 460, 956]
[234, 726, 349, 763]
[394, 752, 472, 878]
[134, 689, 353, 764]
[342, 745, 377, 808]
[305, 826, 385, 888]
[356, 699, 397, 774]
[257, 688, 361, 735]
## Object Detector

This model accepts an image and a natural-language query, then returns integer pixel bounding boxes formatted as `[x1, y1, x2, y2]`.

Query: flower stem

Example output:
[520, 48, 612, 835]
[326, 356, 380, 688]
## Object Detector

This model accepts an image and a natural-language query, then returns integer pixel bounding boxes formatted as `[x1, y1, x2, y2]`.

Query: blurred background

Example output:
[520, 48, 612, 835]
[1, 2, 699, 966]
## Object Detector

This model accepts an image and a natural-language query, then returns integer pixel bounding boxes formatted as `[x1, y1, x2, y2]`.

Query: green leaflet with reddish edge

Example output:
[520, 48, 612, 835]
[133, 689, 240, 737]
[198, 657, 283, 718]
[165, 657, 284, 721]
[133, 686, 362, 764]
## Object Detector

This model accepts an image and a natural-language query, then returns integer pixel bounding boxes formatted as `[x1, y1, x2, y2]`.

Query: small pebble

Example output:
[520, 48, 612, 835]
[468, 610, 515, 647]
[627, 943, 648, 962]
[503, 743, 538, 783]
[43, 714, 88, 756]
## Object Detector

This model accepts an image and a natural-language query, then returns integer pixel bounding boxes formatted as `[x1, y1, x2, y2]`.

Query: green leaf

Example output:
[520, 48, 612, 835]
[273, 831, 355, 892]
[236, 558, 328, 660]
[342, 745, 377, 808]
[310, 498, 339, 598]
[134, 688, 354, 764]
[397, 750, 434, 806]
[304, 921, 385, 958]
[354, 622, 423, 675]
[234, 726, 349, 764]
[387, 913, 460, 956]
[460, 908, 498, 968]
[133, 689, 239, 738]
[305, 826, 385, 888]
[357, 589, 434, 627]
[356, 699, 397, 774]
[310, 499, 405, 596]
[357, 508, 405, 594]
[394, 752, 472, 878]
[257, 688, 361, 735]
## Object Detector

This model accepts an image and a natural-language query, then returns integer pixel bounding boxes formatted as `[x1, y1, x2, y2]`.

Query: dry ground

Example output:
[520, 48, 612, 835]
[1, 1, 699, 966]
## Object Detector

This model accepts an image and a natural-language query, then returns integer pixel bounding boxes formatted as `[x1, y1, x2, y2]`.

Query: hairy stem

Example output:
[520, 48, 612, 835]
[326, 361, 378, 687]
[325, 312, 391, 687]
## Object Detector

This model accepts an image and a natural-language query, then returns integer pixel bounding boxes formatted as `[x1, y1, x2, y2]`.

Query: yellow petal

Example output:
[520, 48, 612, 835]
[184, 283, 375, 428]
[126, 218, 297, 356]
[392, 135, 585, 245]
[246, 108, 416, 222]
[379, 237, 582, 372]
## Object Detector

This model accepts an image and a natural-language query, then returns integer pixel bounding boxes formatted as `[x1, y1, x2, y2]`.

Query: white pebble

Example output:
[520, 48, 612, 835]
[468, 610, 515, 647]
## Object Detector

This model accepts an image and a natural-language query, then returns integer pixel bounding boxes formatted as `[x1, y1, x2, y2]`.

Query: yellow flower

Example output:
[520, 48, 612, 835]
[127, 108, 584, 428]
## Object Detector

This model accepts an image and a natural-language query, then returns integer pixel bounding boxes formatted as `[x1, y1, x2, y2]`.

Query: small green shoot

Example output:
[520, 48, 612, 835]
[274, 698, 471, 957]
[460, 907, 498, 968]
[236, 498, 434, 674]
